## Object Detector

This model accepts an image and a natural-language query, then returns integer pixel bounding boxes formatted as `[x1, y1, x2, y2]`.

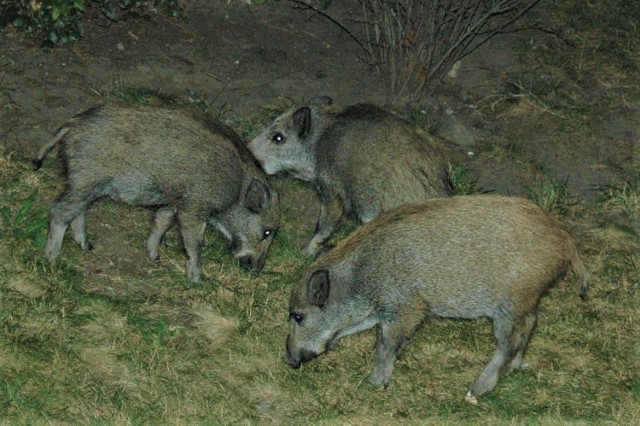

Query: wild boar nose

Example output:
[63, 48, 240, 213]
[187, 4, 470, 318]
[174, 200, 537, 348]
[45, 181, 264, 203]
[239, 255, 253, 269]
[239, 254, 267, 272]
[285, 353, 302, 369]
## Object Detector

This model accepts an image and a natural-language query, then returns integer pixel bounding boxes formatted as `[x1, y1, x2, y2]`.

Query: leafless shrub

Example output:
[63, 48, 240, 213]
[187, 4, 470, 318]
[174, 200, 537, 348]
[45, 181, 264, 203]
[357, 0, 541, 101]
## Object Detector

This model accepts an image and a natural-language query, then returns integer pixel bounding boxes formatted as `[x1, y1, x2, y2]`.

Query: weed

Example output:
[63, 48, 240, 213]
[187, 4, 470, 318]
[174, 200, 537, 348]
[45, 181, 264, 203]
[597, 170, 640, 231]
[0, 194, 49, 248]
[477, 136, 520, 163]
[0, 378, 26, 412]
[476, 71, 569, 118]
[408, 106, 432, 132]
[448, 163, 485, 196]
[187, 88, 216, 113]
[525, 174, 571, 216]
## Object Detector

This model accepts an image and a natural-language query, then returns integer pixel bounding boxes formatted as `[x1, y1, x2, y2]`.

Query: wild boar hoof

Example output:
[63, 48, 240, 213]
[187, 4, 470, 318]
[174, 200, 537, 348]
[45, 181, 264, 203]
[302, 244, 318, 258]
[44, 250, 58, 263]
[508, 360, 529, 375]
[365, 373, 389, 389]
[189, 275, 203, 284]
[464, 391, 479, 405]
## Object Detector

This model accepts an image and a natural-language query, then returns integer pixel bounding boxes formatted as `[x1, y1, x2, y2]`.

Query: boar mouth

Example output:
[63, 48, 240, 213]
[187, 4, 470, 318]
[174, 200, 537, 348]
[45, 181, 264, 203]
[237, 253, 266, 272]
[285, 348, 318, 369]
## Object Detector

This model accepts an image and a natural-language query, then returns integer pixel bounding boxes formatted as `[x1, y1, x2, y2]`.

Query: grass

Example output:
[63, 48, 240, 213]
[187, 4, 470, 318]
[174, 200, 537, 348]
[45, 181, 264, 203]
[1, 119, 639, 423]
[448, 163, 485, 196]
[525, 174, 572, 216]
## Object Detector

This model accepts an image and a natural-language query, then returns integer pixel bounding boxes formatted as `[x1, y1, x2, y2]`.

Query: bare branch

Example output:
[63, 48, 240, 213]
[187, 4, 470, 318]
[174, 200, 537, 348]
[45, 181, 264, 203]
[356, 0, 541, 101]
[286, 0, 368, 51]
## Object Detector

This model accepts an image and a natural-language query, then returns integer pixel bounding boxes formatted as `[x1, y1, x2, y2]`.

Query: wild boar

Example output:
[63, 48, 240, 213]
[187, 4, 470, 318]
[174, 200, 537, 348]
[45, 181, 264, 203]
[33, 102, 280, 282]
[285, 195, 588, 403]
[247, 99, 452, 256]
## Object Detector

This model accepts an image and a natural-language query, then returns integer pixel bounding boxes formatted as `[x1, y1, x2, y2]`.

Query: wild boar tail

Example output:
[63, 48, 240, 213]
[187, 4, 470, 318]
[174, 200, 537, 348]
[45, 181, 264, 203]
[32, 126, 70, 170]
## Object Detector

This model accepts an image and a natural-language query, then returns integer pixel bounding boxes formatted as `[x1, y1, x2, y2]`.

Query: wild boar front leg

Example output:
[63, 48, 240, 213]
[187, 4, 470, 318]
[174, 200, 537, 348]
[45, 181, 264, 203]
[366, 305, 426, 388]
[304, 189, 344, 257]
[45, 190, 92, 262]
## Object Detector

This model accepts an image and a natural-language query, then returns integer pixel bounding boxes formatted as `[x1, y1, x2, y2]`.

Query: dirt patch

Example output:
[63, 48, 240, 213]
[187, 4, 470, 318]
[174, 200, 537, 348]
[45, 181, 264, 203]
[3, 1, 636, 199]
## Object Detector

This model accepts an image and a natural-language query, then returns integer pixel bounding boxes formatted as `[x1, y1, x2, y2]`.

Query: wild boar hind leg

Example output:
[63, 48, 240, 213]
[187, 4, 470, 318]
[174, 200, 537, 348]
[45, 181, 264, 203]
[505, 312, 537, 374]
[45, 189, 96, 262]
[70, 213, 92, 251]
[466, 312, 536, 404]
[177, 211, 207, 283]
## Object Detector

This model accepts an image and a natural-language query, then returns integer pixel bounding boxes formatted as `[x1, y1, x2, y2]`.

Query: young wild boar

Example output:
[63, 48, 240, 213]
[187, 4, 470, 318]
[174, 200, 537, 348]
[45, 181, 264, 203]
[33, 102, 280, 283]
[286, 195, 589, 404]
[247, 99, 452, 256]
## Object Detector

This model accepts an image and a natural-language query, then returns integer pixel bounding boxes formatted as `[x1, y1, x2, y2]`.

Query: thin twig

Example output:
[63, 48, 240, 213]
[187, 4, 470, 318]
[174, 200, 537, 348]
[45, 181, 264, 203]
[287, 0, 367, 51]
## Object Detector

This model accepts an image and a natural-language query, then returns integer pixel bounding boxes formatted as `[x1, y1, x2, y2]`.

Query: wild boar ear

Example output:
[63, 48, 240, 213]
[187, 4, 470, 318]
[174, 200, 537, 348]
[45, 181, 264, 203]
[307, 270, 330, 307]
[293, 107, 312, 139]
[244, 179, 270, 214]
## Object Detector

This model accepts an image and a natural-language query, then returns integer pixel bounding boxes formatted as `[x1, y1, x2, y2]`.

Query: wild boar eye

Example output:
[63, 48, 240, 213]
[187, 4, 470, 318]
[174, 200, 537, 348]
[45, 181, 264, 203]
[271, 132, 285, 144]
[289, 312, 303, 324]
[262, 228, 273, 241]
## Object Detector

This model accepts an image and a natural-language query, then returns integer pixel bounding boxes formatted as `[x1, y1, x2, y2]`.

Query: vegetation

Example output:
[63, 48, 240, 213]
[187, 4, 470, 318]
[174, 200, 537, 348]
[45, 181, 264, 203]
[525, 175, 571, 217]
[269, 0, 543, 101]
[0, 0, 184, 47]
[356, 0, 541, 101]
[448, 163, 484, 196]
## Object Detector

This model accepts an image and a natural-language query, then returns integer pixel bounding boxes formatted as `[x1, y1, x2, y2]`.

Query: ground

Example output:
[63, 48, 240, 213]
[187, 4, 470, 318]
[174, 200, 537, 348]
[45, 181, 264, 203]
[0, 0, 638, 423]
[1, 1, 637, 195]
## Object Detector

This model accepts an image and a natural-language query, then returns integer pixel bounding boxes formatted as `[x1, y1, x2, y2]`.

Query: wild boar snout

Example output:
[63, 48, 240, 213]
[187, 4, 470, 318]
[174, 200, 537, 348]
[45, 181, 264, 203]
[285, 346, 317, 369]
[238, 253, 266, 272]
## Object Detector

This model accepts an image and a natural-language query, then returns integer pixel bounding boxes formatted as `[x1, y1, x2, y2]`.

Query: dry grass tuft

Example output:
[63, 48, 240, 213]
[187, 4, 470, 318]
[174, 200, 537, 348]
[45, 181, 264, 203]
[78, 346, 134, 387]
[191, 302, 239, 347]
[6, 273, 47, 299]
